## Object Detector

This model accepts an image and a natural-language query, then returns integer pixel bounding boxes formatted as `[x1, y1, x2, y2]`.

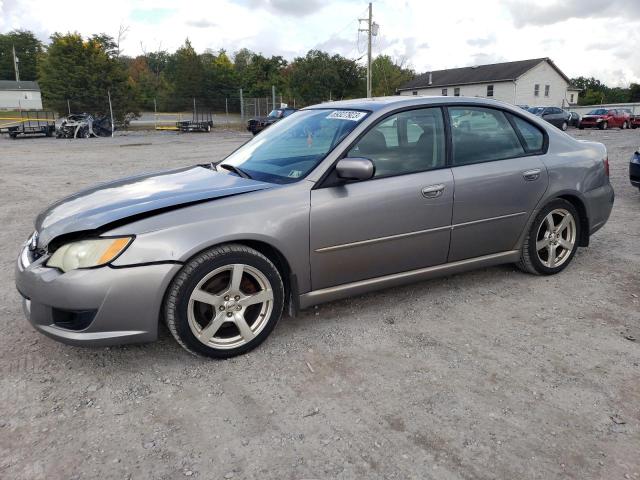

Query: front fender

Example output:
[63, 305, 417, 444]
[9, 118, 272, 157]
[107, 182, 312, 293]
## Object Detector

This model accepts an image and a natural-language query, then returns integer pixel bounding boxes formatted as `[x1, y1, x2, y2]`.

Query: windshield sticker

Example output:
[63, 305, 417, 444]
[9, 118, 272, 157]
[288, 170, 302, 178]
[326, 110, 366, 121]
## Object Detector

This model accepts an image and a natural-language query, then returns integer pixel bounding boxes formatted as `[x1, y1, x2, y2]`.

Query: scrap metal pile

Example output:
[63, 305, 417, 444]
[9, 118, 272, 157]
[56, 114, 113, 139]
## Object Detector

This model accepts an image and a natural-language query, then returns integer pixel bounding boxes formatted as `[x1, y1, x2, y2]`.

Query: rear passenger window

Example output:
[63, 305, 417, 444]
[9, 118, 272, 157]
[449, 107, 525, 165]
[510, 115, 544, 152]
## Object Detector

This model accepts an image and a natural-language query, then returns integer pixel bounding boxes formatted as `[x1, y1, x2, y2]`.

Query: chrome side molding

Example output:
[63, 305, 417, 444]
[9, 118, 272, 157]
[299, 250, 520, 309]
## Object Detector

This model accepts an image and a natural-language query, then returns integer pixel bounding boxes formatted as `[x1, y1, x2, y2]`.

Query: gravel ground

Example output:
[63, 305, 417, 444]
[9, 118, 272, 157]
[0, 127, 639, 480]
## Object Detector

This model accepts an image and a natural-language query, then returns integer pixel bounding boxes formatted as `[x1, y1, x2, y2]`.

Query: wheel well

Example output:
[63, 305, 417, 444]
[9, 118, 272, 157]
[558, 194, 589, 247]
[230, 240, 297, 316]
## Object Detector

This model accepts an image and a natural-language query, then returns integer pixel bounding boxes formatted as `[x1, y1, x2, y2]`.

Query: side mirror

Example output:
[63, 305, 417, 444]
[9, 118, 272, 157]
[335, 157, 375, 181]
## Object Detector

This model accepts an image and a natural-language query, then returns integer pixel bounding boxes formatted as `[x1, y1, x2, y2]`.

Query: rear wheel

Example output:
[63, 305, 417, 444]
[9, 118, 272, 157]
[165, 244, 284, 358]
[518, 199, 580, 275]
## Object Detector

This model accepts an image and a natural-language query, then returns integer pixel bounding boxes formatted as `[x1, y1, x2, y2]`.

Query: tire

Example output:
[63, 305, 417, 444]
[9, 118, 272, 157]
[599, 121, 608, 130]
[165, 244, 284, 358]
[621, 121, 628, 130]
[518, 199, 581, 275]
[578, 125, 584, 130]
[561, 121, 568, 131]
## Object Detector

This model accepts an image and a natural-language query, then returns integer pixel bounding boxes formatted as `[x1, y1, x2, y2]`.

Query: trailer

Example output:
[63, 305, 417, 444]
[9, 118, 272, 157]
[0, 110, 56, 139]
[176, 110, 213, 133]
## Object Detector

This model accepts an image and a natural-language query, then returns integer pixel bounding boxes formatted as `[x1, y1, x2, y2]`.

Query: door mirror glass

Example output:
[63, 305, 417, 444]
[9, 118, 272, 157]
[335, 158, 375, 181]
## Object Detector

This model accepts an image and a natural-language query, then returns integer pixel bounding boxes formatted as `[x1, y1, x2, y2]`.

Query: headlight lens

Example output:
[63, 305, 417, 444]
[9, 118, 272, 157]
[47, 237, 132, 272]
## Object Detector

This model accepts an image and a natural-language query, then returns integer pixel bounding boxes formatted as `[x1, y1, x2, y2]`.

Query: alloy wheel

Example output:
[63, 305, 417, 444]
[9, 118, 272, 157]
[535, 208, 576, 268]
[187, 264, 274, 349]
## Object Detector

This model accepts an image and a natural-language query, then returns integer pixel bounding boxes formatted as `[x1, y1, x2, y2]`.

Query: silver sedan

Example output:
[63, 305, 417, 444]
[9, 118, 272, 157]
[15, 96, 614, 358]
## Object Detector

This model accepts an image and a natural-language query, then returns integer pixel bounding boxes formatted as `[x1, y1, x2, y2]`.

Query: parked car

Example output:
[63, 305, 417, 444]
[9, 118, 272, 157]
[567, 111, 581, 127]
[620, 108, 633, 126]
[630, 113, 640, 129]
[15, 97, 614, 358]
[631, 150, 640, 190]
[527, 106, 570, 131]
[579, 108, 629, 130]
[246, 107, 296, 135]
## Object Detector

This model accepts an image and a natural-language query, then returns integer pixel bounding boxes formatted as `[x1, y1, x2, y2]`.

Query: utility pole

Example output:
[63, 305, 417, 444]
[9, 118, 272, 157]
[12, 44, 20, 82]
[272, 85, 276, 111]
[359, 3, 378, 98]
[239, 88, 244, 121]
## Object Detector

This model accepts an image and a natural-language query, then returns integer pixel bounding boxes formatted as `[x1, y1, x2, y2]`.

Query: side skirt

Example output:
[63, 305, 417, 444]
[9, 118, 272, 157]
[298, 250, 520, 309]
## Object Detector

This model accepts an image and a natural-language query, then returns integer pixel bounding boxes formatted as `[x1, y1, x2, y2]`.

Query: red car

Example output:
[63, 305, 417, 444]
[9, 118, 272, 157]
[631, 115, 640, 129]
[579, 108, 630, 130]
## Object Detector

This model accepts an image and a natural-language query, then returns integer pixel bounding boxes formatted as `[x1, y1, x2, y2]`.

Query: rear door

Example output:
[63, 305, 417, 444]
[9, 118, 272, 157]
[447, 107, 549, 261]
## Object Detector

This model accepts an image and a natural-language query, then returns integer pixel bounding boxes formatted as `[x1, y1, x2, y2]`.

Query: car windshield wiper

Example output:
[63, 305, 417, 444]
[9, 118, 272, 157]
[217, 163, 252, 179]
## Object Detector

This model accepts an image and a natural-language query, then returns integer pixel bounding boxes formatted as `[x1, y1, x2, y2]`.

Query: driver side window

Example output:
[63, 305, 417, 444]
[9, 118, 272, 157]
[347, 108, 445, 178]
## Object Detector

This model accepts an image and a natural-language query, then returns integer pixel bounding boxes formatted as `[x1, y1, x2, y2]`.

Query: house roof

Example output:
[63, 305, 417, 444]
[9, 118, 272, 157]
[0, 80, 40, 91]
[398, 58, 571, 91]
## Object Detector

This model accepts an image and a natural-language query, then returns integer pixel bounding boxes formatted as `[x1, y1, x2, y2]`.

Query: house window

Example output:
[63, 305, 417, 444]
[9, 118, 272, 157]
[544, 85, 550, 97]
[570, 93, 574, 103]
[442, 88, 448, 96]
[487, 85, 494, 97]
[534, 84, 540, 97]
[412, 91, 418, 96]
[454, 87, 460, 96]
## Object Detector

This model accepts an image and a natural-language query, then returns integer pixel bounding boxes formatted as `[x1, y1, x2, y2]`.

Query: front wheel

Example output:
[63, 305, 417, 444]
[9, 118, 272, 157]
[621, 121, 628, 130]
[165, 244, 284, 358]
[599, 121, 608, 130]
[561, 121, 568, 131]
[518, 199, 580, 275]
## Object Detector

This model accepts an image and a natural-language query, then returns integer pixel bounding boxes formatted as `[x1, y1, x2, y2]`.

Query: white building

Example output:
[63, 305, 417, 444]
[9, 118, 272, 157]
[0, 80, 43, 110]
[398, 58, 581, 108]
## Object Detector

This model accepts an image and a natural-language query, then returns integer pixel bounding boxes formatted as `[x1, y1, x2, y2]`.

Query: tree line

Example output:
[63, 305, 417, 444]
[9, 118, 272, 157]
[0, 30, 414, 118]
[2, 30, 639, 119]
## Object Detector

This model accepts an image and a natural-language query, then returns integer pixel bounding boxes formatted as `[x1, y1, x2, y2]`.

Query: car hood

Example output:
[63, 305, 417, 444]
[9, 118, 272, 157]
[35, 166, 273, 247]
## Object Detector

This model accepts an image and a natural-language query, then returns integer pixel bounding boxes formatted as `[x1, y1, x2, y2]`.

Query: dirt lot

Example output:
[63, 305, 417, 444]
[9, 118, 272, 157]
[1, 127, 639, 480]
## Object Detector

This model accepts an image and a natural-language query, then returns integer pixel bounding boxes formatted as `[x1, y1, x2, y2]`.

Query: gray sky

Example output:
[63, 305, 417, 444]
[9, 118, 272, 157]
[1, 0, 638, 86]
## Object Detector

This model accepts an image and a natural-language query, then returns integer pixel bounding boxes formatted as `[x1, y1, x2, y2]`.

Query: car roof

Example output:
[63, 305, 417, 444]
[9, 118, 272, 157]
[303, 95, 520, 112]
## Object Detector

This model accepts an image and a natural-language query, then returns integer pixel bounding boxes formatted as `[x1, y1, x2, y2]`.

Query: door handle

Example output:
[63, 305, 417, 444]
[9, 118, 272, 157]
[522, 169, 541, 181]
[422, 184, 445, 198]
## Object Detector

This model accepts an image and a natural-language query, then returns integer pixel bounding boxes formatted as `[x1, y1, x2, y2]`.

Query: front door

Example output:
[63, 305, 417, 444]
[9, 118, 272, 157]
[310, 107, 453, 290]
[447, 106, 549, 261]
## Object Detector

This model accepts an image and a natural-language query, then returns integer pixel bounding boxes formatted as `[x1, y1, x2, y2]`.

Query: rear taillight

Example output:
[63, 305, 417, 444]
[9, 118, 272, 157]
[603, 157, 610, 177]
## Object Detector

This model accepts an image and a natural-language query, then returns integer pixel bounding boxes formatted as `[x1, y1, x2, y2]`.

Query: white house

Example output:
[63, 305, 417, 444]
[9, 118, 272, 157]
[0, 80, 43, 110]
[398, 58, 581, 108]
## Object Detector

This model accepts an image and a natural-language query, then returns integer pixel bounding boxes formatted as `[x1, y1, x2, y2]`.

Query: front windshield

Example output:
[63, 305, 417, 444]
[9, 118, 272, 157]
[267, 109, 282, 118]
[219, 108, 369, 184]
[528, 107, 544, 114]
[588, 109, 607, 115]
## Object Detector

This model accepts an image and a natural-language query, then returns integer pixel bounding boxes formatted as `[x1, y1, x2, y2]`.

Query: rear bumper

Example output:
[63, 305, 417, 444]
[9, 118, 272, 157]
[584, 183, 615, 235]
[15, 246, 181, 346]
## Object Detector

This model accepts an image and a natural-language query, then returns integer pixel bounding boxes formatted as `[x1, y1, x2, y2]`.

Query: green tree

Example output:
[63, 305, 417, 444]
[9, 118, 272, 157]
[630, 83, 640, 102]
[38, 32, 138, 118]
[201, 49, 237, 107]
[0, 30, 43, 81]
[164, 39, 205, 110]
[372, 55, 414, 96]
[287, 50, 363, 105]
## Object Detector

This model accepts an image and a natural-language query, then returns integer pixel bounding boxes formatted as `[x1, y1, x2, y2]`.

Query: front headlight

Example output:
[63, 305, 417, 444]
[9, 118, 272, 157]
[47, 237, 133, 272]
